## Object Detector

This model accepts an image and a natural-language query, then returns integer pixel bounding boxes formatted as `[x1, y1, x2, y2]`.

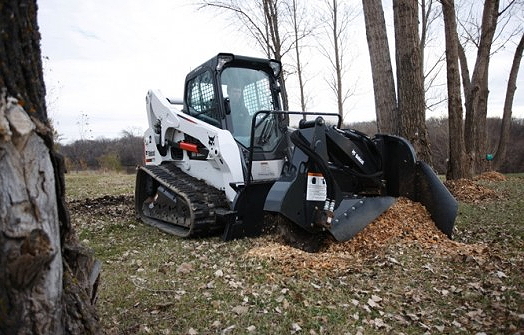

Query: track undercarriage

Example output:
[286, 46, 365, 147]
[135, 163, 231, 238]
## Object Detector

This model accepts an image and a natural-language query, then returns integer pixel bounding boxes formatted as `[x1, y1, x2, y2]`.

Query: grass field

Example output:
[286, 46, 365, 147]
[65, 171, 523, 335]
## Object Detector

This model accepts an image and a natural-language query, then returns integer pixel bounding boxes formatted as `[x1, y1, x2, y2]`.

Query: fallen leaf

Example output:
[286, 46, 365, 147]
[372, 318, 386, 328]
[222, 325, 236, 334]
[452, 320, 462, 328]
[370, 294, 382, 302]
[176, 263, 193, 274]
[495, 271, 507, 278]
[291, 323, 302, 333]
[466, 309, 483, 318]
[406, 313, 419, 321]
[435, 325, 445, 332]
[231, 305, 249, 315]
[387, 256, 400, 265]
[367, 298, 382, 309]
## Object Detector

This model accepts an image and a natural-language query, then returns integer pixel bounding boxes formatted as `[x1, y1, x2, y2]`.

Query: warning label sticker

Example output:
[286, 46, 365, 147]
[306, 172, 327, 201]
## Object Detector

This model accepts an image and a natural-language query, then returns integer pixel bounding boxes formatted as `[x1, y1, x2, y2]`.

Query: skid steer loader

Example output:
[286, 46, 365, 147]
[135, 53, 457, 249]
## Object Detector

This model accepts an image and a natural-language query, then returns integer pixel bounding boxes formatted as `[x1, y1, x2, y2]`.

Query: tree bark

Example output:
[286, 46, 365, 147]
[262, 0, 289, 110]
[493, 33, 524, 170]
[361, 0, 398, 134]
[463, 0, 500, 174]
[393, 0, 432, 164]
[289, 0, 307, 113]
[331, 0, 344, 118]
[441, 0, 471, 180]
[0, 1, 101, 334]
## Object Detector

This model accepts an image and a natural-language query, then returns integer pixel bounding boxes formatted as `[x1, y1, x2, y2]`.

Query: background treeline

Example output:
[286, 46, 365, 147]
[59, 131, 143, 173]
[58, 117, 524, 174]
[352, 117, 524, 174]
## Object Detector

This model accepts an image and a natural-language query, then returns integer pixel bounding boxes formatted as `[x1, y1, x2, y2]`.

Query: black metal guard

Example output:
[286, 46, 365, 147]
[245, 111, 341, 187]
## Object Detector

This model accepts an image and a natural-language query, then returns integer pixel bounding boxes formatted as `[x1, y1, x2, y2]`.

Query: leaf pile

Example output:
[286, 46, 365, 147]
[444, 178, 500, 203]
[475, 171, 507, 181]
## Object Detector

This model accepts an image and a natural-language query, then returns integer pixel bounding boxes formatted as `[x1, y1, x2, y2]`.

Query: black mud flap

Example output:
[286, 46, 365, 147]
[414, 162, 457, 238]
[378, 135, 458, 238]
[222, 182, 275, 241]
[329, 196, 396, 242]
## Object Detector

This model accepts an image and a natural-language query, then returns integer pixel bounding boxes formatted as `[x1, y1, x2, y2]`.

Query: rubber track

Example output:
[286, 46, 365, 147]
[141, 163, 230, 237]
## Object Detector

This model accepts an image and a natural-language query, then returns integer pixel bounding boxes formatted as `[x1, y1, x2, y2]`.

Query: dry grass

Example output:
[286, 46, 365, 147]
[66, 172, 524, 335]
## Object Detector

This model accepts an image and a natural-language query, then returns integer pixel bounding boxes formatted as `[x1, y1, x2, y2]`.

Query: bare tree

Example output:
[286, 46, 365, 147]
[316, 0, 358, 119]
[0, 1, 100, 333]
[361, 0, 398, 134]
[439, 0, 523, 178]
[420, 0, 447, 112]
[198, 0, 295, 109]
[455, 0, 523, 174]
[363, 0, 445, 136]
[441, 0, 471, 179]
[461, 0, 500, 174]
[393, 0, 432, 164]
[285, 0, 312, 113]
[493, 32, 524, 169]
[362, 0, 437, 165]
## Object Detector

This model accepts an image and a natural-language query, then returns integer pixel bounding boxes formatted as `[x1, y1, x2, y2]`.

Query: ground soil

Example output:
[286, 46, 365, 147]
[68, 174, 498, 272]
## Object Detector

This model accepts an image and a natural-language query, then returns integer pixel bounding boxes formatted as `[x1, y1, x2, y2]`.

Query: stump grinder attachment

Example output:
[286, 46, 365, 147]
[264, 116, 457, 242]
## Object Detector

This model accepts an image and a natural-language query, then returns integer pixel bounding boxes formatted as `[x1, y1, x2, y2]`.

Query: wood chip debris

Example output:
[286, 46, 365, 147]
[247, 197, 488, 274]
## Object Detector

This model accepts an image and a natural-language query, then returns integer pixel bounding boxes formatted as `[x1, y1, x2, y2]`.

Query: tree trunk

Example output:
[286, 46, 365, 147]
[290, 0, 307, 113]
[441, 0, 470, 180]
[262, 0, 289, 110]
[361, 0, 398, 134]
[493, 33, 524, 170]
[393, 0, 432, 164]
[463, 0, 499, 174]
[331, 0, 344, 119]
[0, 1, 101, 334]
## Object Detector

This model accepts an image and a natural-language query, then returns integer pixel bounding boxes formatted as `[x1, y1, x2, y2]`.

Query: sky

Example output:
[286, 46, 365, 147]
[38, 0, 523, 143]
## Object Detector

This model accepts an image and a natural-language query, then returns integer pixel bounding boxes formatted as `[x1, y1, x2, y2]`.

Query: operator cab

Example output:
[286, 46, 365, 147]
[183, 53, 289, 160]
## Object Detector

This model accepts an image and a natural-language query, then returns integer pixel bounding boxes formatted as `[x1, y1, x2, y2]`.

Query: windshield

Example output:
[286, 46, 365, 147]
[221, 67, 282, 150]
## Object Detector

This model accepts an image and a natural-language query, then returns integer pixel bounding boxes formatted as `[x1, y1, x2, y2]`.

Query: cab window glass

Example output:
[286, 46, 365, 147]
[186, 70, 220, 126]
[221, 67, 280, 149]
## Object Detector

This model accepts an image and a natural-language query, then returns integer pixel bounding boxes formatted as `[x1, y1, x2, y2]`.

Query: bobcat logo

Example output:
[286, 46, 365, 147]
[208, 136, 215, 146]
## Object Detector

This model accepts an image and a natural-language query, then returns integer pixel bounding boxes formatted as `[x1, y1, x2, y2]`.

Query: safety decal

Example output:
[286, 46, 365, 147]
[306, 172, 327, 201]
